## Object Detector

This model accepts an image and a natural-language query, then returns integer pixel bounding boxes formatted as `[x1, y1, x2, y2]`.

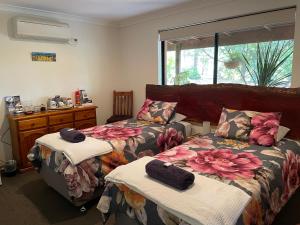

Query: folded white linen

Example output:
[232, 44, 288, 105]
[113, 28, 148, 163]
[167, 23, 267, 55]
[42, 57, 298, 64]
[36, 133, 112, 165]
[104, 156, 251, 225]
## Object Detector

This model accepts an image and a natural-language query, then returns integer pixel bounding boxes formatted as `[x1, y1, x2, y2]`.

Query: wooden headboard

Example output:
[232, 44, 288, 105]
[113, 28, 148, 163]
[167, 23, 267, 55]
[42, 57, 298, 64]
[146, 84, 300, 139]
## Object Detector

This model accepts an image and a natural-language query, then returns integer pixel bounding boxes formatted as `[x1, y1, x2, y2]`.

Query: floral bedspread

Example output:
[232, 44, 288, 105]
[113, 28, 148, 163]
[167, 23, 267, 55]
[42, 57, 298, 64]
[99, 133, 300, 225]
[29, 119, 186, 202]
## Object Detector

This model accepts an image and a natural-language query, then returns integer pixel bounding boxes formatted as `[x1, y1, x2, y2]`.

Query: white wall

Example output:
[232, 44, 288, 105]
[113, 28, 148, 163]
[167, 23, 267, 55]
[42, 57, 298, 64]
[117, 0, 300, 115]
[1, 0, 300, 162]
[0, 11, 120, 161]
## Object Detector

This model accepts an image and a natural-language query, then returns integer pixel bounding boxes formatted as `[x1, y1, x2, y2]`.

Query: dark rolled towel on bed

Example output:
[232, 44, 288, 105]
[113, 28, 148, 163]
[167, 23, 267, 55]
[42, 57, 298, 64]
[59, 128, 86, 143]
[145, 159, 195, 190]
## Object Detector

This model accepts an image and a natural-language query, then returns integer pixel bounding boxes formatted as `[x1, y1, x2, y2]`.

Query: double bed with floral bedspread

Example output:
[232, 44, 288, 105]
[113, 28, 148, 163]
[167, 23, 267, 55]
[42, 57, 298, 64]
[97, 108, 300, 225]
[28, 99, 189, 204]
[98, 133, 300, 225]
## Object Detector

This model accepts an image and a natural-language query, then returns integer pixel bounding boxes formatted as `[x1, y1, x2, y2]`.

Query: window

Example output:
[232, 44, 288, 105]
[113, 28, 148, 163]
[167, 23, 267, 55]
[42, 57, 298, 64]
[161, 8, 295, 87]
[217, 25, 294, 87]
[165, 36, 215, 85]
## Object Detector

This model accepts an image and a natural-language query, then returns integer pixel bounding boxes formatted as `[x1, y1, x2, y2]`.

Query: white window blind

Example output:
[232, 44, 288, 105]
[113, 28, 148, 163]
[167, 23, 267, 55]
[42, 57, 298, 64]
[159, 8, 296, 41]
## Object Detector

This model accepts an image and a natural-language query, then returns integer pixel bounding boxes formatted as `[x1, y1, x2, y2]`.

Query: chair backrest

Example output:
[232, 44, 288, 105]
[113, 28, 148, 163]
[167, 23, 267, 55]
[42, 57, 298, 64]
[113, 91, 133, 116]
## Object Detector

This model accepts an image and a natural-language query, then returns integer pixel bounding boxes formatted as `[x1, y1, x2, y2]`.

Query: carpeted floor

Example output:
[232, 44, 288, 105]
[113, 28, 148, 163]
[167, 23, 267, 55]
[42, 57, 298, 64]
[0, 171, 299, 225]
[0, 171, 106, 225]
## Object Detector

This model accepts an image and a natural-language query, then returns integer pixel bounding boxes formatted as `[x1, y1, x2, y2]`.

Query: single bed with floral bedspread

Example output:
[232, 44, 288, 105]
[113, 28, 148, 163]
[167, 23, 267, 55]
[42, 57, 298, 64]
[29, 118, 187, 204]
[98, 133, 300, 225]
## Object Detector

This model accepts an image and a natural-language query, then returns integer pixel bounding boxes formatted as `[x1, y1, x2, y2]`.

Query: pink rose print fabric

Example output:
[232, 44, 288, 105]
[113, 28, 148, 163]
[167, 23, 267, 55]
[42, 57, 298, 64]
[281, 150, 300, 202]
[187, 149, 262, 180]
[216, 108, 282, 147]
[215, 108, 252, 141]
[156, 128, 184, 151]
[137, 99, 153, 120]
[187, 136, 215, 149]
[137, 99, 177, 125]
[249, 112, 281, 147]
[29, 118, 187, 203]
[101, 132, 300, 225]
[82, 126, 142, 140]
[156, 146, 197, 162]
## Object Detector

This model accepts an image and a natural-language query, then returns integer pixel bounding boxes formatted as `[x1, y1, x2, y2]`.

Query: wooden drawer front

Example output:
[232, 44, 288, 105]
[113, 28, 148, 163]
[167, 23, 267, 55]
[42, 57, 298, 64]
[18, 117, 47, 131]
[75, 109, 96, 121]
[75, 119, 97, 130]
[19, 128, 48, 168]
[49, 113, 73, 125]
[49, 123, 74, 133]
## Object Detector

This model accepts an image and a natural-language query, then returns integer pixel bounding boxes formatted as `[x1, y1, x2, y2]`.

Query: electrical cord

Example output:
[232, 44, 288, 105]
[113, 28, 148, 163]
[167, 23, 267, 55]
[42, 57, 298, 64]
[0, 128, 11, 146]
[0, 128, 11, 170]
[0, 159, 5, 170]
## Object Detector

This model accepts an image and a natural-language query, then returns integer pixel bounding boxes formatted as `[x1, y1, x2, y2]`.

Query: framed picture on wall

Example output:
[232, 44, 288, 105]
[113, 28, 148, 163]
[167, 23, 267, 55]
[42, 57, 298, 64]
[4, 96, 23, 114]
[31, 52, 56, 62]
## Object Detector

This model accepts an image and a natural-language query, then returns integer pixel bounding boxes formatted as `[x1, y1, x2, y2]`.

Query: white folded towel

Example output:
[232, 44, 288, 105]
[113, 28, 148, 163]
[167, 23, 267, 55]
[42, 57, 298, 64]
[104, 156, 251, 225]
[36, 133, 112, 165]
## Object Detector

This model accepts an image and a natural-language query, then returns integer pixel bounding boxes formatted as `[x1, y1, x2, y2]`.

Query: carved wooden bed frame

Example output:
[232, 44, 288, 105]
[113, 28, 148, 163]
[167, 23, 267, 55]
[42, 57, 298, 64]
[146, 83, 300, 139]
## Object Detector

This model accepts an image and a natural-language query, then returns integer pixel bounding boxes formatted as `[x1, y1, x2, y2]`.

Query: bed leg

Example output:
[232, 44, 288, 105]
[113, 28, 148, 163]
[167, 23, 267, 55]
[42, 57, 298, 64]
[101, 212, 115, 225]
[100, 213, 106, 223]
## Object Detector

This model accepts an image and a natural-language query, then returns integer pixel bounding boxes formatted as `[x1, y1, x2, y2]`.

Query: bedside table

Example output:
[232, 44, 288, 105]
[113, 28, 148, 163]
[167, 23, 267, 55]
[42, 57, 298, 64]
[8, 106, 98, 172]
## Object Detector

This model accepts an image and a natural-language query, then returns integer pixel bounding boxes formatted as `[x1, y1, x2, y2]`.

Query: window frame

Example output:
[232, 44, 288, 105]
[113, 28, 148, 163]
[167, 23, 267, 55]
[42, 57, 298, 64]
[160, 6, 296, 86]
[160, 33, 221, 85]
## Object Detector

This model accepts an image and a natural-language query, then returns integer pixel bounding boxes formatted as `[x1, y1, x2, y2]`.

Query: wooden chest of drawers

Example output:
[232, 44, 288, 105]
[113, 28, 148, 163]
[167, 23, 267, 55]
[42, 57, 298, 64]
[8, 106, 97, 172]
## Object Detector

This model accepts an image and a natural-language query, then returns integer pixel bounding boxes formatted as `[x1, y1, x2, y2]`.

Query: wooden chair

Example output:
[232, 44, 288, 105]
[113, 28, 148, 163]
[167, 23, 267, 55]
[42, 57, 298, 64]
[106, 91, 133, 124]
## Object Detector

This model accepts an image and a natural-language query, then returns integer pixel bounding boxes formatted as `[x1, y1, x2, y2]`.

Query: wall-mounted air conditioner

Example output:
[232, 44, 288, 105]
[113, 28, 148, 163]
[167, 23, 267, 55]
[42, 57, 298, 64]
[11, 16, 72, 44]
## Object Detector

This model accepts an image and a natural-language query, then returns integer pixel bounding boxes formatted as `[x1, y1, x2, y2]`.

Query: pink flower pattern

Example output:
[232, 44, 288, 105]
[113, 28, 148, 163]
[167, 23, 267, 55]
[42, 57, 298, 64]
[155, 146, 197, 162]
[249, 112, 281, 146]
[156, 128, 184, 151]
[137, 99, 177, 125]
[137, 99, 153, 120]
[161, 102, 176, 121]
[100, 132, 300, 225]
[82, 126, 142, 140]
[281, 150, 300, 202]
[62, 158, 100, 200]
[187, 149, 262, 180]
[215, 108, 251, 141]
[187, 136, 215, 149]
[30, 118, 187, 203]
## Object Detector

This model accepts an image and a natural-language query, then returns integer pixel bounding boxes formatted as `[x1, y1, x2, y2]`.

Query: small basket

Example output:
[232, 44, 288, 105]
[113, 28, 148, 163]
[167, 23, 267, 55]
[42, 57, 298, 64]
[224, 59, 241, 69]
[4, 160, 17, 177]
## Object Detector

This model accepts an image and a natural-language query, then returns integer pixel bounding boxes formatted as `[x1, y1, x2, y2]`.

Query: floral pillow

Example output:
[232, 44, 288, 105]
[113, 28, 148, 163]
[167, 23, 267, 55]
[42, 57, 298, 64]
[249, 112, 281, 147]
[215, 108, 252, 141]
[137, 99, 177, 125]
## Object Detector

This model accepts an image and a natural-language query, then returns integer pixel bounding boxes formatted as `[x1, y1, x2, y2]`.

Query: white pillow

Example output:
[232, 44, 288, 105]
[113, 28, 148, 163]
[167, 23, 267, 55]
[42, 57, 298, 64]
[277, 126, 290, 142]
[169, 113, 187, 123]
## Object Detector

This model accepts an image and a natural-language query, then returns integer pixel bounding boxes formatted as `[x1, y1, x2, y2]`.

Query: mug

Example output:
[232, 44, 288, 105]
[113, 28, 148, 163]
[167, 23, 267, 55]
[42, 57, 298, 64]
[58, 101, 65, 107]
[66, 99, 73, 107]
[50, 100, 57, 108]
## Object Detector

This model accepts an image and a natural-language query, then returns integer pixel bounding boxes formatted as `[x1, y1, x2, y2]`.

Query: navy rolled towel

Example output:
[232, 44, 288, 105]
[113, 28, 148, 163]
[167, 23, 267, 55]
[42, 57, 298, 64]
[59, 128, 86, 143]
[145, 159, 195, 190]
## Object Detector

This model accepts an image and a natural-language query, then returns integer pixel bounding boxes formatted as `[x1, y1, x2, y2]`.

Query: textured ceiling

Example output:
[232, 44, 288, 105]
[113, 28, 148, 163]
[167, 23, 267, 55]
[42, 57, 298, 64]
[0, 0, 194, 21]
